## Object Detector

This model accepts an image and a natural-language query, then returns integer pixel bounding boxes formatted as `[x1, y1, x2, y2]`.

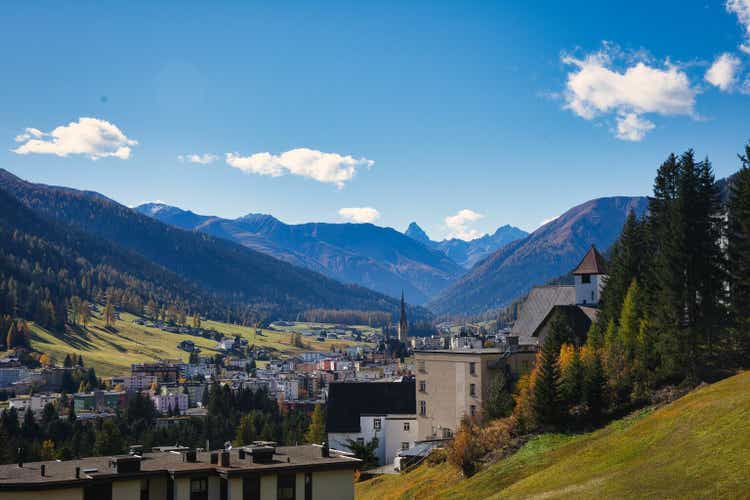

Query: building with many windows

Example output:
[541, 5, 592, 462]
[0, 444, 358, 500]
[414, 349, 535, 441]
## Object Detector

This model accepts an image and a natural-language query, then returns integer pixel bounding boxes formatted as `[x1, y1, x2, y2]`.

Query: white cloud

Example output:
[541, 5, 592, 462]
[338, 207, 380, 223]
[12, 117, 137, 160]
[705, 53, 742, 91]
[727, 0, 750, 53]
[616, 112, 655, 141]
[178, 153, 217, 164]
[225, 148, 374, 188]
[562, 45, 696, 141]
[445, 209, 485, 241]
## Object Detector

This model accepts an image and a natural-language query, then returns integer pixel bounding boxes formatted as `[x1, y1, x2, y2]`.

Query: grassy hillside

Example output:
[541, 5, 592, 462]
[357, 371, 750, 499]
[25, 310, 370, 377]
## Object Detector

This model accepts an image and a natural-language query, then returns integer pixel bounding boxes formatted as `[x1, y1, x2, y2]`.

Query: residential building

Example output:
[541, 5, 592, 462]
[74, 390, 127, 413]
[0, 444, 359, 499]
[151, 390, 189, 414]
[326, 380, 416, 466]
[8, 393, 59, 414]
[131, 361, 182, 384]
[414, 349, 535, 441]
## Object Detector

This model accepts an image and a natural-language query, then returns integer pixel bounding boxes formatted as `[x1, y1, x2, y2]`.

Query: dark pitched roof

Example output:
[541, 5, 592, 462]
[326, 380, 416, 433]
[572, 246, 607, 275]
[510, 286, 575, 342]
[532, 304, 599, 345]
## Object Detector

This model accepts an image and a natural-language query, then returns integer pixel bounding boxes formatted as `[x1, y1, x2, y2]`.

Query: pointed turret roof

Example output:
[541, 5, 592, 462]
[572, 245, 607, 275]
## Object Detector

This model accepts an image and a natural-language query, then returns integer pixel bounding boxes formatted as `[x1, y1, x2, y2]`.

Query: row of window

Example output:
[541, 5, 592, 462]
[372, 418, 412, 432]
[416, 361, 479, 375]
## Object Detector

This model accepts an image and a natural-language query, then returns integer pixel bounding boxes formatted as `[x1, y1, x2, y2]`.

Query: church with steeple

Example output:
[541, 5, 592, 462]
[398, 290, 408, 344]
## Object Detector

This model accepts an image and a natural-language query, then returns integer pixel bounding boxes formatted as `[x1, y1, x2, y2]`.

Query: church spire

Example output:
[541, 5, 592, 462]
[398, 290, 408, 343]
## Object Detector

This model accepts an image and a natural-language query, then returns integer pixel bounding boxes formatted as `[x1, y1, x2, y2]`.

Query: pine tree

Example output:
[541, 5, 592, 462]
[304, 404, 326, 444]
[104, 301, 116, 328]
[483, 370, 515, 420]
[727, 143, 750, 365]
[582, 351, 607, 424]
[560, 347, 584, 408]
[532, 316, 564, 430]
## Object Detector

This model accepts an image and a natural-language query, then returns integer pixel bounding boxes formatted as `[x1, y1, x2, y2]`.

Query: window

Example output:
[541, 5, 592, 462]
[374, 418, 381, 431]
[469, 383, 476, 397]
[403, 422, 410, 432]
[277, 473, 296, 500]
[469, 362, 476, 375]
[418, 380, 426, 392]
[401, 442, 410, 451]
[243, 475, 261, 500]
[442, 428, 453, 439]
[140, 479, 149, 500]
[220, 478, 228, 500]
[419, 400, 426, 416]
[582, 274, 591, 284]
[84, 483, 112, 500]
[190, 478, 208, 500]
[356, 437, 364, 445]
[591, 290, 595, 301]
[470, 405, 477, 417]
[305, 472, 313, 500]
[417, 360, 426, 373]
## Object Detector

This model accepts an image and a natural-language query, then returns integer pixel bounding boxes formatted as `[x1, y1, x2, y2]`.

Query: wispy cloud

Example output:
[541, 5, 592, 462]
[338, 207, 380, 223]
[178, 153, 217, 164]
[445, 209, 485, 240]
[561, 43, 696, 141]
[225, 148, 374, 188]
[727, 0, 750, 54]
[12, 117, 137, 159]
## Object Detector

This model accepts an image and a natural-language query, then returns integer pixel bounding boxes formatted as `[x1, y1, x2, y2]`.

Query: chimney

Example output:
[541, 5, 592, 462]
[75, 466, 81, 479]
[183, 450, 197, 463]
[238, 449, 246, 460]
[40, 464, 46, 476]
[17, 448, 23, 468]
[210, 452, 219, 464]
[220, 451, 230, 467]
[321, 442, 330, 458]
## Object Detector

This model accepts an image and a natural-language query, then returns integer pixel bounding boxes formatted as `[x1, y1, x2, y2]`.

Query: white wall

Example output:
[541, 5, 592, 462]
[384, 415, 417, 465]
[575, 274, 605, 305]
[328, 415, 385, 464]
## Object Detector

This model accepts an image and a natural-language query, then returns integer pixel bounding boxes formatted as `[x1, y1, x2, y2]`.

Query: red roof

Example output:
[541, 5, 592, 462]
[572, 246, 607, 275]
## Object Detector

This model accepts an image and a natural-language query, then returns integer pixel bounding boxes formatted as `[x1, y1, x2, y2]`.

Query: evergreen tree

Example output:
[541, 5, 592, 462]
[560, 347, 584, 408]
[727, 143, 750, 365]
[582, 351, 607, 424]
[104, 301, 116, 328]
[532, 315, 564, 429]
[483, 370, 515, 420]
[94, 420, 126, 456]
[304, 404, 326, 444]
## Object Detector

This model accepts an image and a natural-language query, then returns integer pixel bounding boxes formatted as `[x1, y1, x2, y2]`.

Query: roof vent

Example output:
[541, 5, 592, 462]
[110, 456, 141, 474]
[183, 450, 197, 463]
[248, 446, 276, 464]
[321, 442, 330, 458]
[40, 464, 46, 477]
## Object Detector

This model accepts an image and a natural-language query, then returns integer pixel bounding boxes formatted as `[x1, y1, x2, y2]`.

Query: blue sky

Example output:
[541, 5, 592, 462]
[2, 1, 750, 238]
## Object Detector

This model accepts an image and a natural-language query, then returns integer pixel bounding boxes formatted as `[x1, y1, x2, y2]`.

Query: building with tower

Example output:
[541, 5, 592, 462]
[511, 245, 608, 347]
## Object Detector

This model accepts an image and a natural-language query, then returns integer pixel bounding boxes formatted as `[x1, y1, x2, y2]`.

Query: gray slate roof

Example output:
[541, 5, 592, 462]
[511, 285, 575, 343]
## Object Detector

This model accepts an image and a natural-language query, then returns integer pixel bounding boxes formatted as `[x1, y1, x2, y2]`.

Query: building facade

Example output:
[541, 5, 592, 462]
[414, 349, 535, 441]
[0, 444, 358, 500]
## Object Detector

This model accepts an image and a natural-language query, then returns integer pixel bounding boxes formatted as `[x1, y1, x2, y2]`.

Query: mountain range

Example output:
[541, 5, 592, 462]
[135, 203, 466, 304]
[404, 222, 528, 268]
[428, 196, 650, 315]
[0, 169, 416, 321]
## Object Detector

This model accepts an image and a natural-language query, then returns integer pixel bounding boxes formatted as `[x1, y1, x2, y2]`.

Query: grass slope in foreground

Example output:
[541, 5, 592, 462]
[357, 370, 750, 499]
[26, 311, 370, 377]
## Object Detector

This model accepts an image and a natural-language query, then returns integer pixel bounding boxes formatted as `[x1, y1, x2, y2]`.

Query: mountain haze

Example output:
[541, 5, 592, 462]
[0, 169, 416, 320]
[136, 204, 462, 304]
[429, 196, 649, 315]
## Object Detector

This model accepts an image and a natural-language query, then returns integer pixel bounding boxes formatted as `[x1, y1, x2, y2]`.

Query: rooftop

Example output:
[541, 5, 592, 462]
[326, 380, 415, 433]
[572, 245, 607, 275]
[0, 445, 358, 490]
